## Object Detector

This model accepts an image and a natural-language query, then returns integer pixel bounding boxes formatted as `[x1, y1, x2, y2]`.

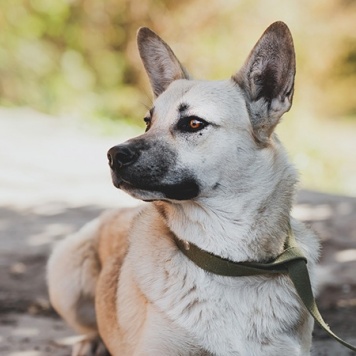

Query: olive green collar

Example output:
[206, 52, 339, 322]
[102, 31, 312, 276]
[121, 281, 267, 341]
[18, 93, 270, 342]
[174, 228, 306, 277]
[173, 229, 356, 353]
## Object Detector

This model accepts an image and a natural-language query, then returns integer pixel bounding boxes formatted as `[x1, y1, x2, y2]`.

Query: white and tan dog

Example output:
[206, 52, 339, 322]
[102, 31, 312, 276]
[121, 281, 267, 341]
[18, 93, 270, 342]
[47, 22, 320, 356]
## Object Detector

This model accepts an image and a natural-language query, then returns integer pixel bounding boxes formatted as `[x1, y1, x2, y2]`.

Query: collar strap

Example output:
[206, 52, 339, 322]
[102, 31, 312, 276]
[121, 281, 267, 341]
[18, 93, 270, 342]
[173, 230, 356, 352]
[174, 229, 306, 277]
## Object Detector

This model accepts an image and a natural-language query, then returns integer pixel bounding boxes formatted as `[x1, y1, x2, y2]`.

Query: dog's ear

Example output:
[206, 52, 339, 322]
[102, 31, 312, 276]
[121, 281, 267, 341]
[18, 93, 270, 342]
[233, 21, 296, 145]
[137, 27, 190, 98]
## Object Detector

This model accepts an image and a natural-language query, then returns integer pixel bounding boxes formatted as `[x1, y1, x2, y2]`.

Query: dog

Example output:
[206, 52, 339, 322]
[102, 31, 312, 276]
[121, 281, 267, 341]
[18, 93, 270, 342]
[47, 21, 320, 356]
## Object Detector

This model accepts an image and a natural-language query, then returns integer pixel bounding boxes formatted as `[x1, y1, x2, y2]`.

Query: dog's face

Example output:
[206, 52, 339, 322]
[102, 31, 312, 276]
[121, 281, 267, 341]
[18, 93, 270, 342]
[108, 22, 296, 202]
[108, 79, 255, 201]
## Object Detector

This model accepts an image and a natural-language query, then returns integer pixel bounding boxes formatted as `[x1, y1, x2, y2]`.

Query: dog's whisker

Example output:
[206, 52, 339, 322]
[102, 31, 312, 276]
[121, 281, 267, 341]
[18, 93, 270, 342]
[140, 92, 153, 111]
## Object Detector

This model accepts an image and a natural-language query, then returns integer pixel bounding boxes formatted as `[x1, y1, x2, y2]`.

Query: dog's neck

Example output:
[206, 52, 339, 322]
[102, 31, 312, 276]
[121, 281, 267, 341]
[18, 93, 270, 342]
[155, 148, 297, 263]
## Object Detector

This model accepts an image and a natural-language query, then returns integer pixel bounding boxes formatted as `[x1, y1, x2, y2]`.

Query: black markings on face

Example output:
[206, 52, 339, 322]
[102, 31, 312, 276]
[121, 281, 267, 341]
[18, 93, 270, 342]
[155, 179, 200, 200]
[178, 103, 189, 113]
[110, 137, 200, 200]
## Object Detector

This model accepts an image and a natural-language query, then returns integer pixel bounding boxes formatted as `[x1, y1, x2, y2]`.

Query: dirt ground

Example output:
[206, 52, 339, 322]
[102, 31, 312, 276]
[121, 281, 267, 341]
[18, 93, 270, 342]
[0, 108, 356, 355]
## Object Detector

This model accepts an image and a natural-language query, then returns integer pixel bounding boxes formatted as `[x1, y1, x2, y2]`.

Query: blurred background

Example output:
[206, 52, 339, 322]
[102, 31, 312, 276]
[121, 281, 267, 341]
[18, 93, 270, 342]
[0, 0, 355, 195]
[1, 1, 356, 355]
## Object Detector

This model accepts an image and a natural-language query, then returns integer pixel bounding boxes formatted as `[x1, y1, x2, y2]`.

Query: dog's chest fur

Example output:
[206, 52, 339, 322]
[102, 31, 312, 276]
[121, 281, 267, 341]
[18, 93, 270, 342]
[125, 206, 315, 356]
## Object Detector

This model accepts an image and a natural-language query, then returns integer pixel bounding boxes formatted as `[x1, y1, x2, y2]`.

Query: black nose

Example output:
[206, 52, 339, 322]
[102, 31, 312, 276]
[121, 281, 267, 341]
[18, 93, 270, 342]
[107, 145, 138, 170]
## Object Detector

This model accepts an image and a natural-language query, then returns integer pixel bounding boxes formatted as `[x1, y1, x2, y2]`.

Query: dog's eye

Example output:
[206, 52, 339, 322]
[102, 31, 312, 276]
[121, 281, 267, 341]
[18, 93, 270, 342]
[144, 117, 152, 132]
[189, 119, 203, 130]
[178, 116, 208, 133]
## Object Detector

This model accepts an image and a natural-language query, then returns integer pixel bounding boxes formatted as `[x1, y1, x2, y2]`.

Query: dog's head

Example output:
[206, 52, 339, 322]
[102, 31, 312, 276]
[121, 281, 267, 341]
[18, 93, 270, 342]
[108, 22, 296, 202]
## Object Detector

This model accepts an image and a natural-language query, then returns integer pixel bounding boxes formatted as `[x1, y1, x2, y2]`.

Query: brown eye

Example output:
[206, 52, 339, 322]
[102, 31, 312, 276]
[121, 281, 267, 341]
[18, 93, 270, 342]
[189, 119, 202, 130]
[177, 116, 209, 133]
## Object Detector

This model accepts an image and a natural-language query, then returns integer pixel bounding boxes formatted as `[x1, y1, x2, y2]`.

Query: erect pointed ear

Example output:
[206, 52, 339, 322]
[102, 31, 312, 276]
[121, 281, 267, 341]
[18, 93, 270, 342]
[137, 27, 190, 98]
[233, 21, 296, 145]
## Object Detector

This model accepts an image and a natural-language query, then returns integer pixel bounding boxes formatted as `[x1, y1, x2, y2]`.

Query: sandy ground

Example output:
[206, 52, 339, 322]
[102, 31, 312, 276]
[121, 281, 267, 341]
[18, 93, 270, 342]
[0, 108, 356, 355]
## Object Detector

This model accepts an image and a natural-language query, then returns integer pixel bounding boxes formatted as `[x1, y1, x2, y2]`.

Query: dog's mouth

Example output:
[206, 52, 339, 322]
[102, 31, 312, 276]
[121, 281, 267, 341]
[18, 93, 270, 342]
[112, 173, 200, 201]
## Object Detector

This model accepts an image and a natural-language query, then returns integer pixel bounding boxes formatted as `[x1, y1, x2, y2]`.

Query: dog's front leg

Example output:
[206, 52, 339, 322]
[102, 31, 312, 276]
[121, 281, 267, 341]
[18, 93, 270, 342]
[71, 337, 110, 356]
[132, 305, 208, 356]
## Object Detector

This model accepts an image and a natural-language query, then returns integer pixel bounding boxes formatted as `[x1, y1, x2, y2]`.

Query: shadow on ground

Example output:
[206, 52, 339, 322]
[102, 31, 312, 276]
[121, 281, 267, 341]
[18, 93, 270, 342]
[0, 204, 104, 316]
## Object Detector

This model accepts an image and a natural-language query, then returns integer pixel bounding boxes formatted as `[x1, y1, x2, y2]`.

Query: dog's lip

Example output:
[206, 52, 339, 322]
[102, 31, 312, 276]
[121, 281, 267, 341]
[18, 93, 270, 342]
[112, 175, 133, 190]
[119, 180, 137, 190]
[110, 172, 130, 190]
[117, 179, 159, 194]
[111, 173, 200, 201]
[115, 180, 166, 201]
[112, 176, 151, 193]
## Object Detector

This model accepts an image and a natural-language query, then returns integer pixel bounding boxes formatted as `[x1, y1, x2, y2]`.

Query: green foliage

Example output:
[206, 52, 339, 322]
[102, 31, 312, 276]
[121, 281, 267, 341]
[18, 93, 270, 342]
[1, 0, 355, 121]
[0, 0, 188, 120]
[0, 0, 355, 195]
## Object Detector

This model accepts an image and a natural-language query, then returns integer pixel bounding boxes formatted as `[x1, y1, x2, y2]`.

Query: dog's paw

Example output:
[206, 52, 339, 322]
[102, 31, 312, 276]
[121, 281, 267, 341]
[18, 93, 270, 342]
[72, 337, 110, 356]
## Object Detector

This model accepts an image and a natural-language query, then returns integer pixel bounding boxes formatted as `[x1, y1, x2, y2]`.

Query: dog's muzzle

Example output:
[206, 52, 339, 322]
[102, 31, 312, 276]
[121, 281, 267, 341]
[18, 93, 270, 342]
[107, 141, 200, 201]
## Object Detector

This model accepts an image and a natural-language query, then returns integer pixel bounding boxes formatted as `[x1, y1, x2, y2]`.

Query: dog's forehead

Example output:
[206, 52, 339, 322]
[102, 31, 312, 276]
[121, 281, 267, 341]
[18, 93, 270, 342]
[154, 79, 248, 123]
[153, 80, 195, 117]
